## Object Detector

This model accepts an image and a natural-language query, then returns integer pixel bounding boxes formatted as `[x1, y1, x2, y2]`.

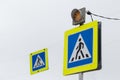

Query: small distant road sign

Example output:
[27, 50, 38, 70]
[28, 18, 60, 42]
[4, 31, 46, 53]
[30, 48, 49, 75]
[63, 21, 101, 75]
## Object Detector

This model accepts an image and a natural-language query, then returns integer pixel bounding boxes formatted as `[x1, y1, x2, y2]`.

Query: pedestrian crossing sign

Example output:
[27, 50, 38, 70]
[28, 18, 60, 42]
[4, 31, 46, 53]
[30, 48, 49, 75]
[63, 21, 101, 75]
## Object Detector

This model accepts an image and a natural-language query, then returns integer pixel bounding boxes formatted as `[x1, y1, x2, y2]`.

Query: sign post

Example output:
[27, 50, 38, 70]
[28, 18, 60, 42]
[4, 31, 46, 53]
[79, 73, 83, 80]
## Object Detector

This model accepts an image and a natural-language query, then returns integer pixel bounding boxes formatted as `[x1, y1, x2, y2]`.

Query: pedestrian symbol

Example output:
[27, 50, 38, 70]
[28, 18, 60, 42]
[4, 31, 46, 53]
[33, 55, 45, 69]
[30, 48, 49, 75]
[69, 34, 91, 63]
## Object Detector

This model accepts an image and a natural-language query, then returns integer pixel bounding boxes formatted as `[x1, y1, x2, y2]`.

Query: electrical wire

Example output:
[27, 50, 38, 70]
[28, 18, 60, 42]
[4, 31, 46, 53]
[86, 11, 120, 20]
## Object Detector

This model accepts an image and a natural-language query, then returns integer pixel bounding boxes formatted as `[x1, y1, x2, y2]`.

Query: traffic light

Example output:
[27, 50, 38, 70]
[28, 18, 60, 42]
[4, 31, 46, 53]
[71, 7, 86, 25]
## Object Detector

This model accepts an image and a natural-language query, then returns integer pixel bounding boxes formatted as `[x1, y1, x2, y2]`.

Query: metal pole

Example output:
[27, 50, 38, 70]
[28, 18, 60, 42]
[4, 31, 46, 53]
[79, 73, 83, 80]
[78, 19, 84, 80]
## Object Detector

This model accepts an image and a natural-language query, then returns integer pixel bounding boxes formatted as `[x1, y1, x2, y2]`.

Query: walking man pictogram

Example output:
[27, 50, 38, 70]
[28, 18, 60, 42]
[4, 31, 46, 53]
[37, 57, 42, 66]
[71, 38, 85, 61]
[34, 57, 42, 68]
[75, 38, 84, 59]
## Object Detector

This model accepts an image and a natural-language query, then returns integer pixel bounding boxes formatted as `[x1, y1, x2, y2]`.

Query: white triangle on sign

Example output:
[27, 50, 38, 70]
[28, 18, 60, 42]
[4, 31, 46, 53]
[69, 34, 91, 63]
[33, 55, 45, 69]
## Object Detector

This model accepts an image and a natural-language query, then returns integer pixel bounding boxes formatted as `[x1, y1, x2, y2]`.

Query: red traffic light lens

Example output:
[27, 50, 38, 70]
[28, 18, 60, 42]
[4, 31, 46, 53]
[71, 9, 82, 22]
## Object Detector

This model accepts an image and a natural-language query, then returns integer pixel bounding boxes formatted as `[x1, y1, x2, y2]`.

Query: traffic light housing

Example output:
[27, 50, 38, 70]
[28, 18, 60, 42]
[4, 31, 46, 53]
[71, 7, 86, 25]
